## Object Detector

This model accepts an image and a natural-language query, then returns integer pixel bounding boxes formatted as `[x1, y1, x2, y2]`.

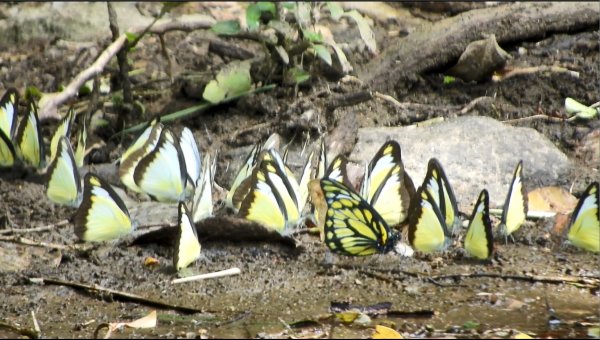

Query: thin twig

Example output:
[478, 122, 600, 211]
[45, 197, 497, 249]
[493, 65, 579, 82]
[38, 15, 215, 119]
[158, 34, 175, 84]
[0, 321, 39, 339]
[31, 311, 41, 335]
[171, 267, 241, 284]
[503, 114, 566, 124]
[29, 277, 209, 314]
[0, 236, 77, 251]
[0, 219, 69, 235]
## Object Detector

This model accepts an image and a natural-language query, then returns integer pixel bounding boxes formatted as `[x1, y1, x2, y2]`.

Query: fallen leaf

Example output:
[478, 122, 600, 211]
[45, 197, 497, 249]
[372, 325, 403, 339]
[512, 331, 533, 339]
[527, 186, 578, 214]
[100, 310, 157, 339]
[144, 257, 160, 267]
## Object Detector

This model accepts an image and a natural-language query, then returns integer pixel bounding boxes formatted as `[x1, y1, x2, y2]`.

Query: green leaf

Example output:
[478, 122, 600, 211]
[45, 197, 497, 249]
[216, 61, 252, 97]
[302, 29, 323, 43]
[24, 86, 43, 102]
[326, 2, 344, 21]
[125, 32, 138, 44]
[246, 4, 261, 32]
[287, 67, 310, 85]
[565, 97, 598, 119]
[212, 20, 241, 35]
[256, 2, 276, 17]
[312, 44, 332, 66]
[343, 10, 377, 54]
[463, 321, 480, 330]
[202, 80, 226, 104]
[443, 75, 456, 84]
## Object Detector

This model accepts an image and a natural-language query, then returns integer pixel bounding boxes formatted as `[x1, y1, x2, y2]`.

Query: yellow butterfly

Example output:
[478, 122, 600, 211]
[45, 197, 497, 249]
[73, 173, 133, 242]
[0, 128, 16, 168]
[173, 202, 202, 271]
[74, 116, 88, 168]
[422, 158, 460, 235]
[464, 189, 494, 260]
[408, 185, 451, 253]
[14, 100, 45, 169]
[320, 178, 398, 256]
[49, 107, 75, 162]
[0, 88, 18, 139]
[238, 157, 301, 233]
[566, 182, 599, 253]
[133, 128, 187, 203]
[191, 153, 216, 223]
[500, 160, 528, 237]
[324, 154, 352, 187]
[119, 117, 163, 193]
[225, 142, 261, 210]
[359, 141, 415, 227]
[45, 136, 82, 207]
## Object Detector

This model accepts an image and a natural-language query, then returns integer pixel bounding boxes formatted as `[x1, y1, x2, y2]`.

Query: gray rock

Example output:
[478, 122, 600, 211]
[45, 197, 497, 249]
[350, 116, 572, 211]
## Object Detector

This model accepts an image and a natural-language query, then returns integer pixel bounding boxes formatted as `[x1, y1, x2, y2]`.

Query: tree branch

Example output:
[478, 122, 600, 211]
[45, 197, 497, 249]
[38, 15, 215, 120]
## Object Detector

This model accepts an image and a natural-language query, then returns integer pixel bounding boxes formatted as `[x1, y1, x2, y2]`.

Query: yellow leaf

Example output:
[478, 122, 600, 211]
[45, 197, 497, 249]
[528, 186, 577, 214]
[335, 311, 359, 323]
[372, 325, 403, 339]
[512, 331, 533, 339]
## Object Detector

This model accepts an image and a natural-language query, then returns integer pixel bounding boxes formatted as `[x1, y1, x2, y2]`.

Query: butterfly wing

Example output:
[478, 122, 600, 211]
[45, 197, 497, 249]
[134, 128, 187, 203]
[408, 185, 451, 253]
[74, 116, 88, 168]
[0, 128, 16, 168]
[297, 150, 314, 213]
[15, 100, 45, 169]
[360, 141, 415, 226]
[464, 189, 493, 260]
[73, 173, 133, 242]
[46, 136, 82, 207]
[500, 160, 528, 236]
[324, 154, 352, 188]
[119, 118, 163, 193]
[320, 178, 396, 256]
[49, 107, 74, 162]
[567, 182, 599, 253]
[191, 153, 214, 223]
[179, 127, 202, 187]
[238, 159, 300, 233]
[173, 202, 202, 271]
[0, 88, 18, 139]
[423, 158, 460, 234]
[226, 143, 261, 210]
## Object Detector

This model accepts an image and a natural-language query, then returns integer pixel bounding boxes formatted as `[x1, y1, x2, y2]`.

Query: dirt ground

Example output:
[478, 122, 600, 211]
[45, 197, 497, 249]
[0, 3, 599, 339]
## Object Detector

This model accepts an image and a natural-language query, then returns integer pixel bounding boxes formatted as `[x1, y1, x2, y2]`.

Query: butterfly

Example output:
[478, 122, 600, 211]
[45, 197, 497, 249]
[73, 173, 133, 242]
[173, 202, 202, 271]
[0, 128, 16, 168]
[464, 189, 493, 260]
[191, 153, 216, 223]
[133, 128, 188, 203]
[238, 157, 301, 233]
[422, 158, 460, 235]
[0, 88, 18, 139]
[45, 136, 82, 207]
[119, 117, 163, 193]
[14, 100, 45, 169]
[566, 181, 599, 253]
[408, 185, 451, 253]
[74, 115, 88, 168]
[179, 127, 202, 189]
[225, 142, 261, 211]
[320, 178, 398, 256]
[499, 160, 528, 238]
[359, 141, 415, 227]
[49, 107, 75, 162]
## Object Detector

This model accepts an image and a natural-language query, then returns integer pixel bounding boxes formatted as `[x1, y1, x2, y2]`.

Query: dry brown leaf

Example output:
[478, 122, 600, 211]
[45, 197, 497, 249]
[527, 186, 578, 214]
[102, 310, 157, 339]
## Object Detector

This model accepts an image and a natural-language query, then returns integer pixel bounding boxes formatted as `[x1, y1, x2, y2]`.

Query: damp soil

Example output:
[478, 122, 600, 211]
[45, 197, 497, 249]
[1, 3, 599, 339]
